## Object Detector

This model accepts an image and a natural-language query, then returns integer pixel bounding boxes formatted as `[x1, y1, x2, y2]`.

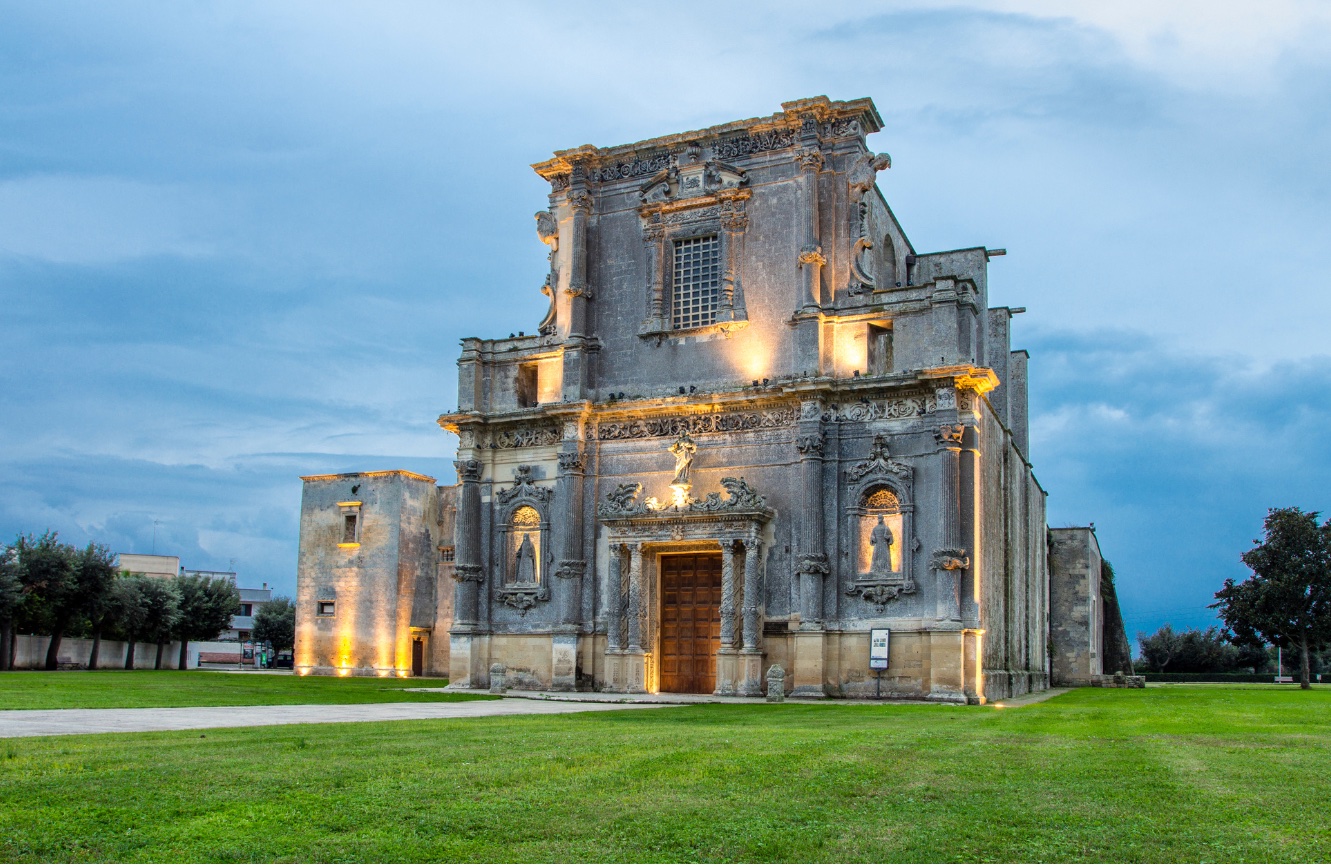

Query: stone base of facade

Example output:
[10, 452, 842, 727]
[432, 627, 1048, 703]
[301, 664, 410, 678]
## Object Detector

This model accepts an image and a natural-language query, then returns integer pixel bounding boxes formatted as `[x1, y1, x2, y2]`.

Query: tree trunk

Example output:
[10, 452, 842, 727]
[125, 639, 136, 670]
[178, 639, 189, 671]
[154, 642, 165, 670]
[44, 625, 65, 670]
[0, 620, 10, 671]
[88, 627, 102, 670]
[1301, 634, 1312, 689]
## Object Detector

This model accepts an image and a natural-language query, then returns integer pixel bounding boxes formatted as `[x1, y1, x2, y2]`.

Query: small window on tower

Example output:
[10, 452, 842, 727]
[317, 600, 336, 617]
[337, 500, 362, 548]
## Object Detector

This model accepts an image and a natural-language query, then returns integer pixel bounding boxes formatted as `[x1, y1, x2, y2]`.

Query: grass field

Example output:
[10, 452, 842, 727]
[2, 684, 1328, 862]
[0, 670, 489, 709]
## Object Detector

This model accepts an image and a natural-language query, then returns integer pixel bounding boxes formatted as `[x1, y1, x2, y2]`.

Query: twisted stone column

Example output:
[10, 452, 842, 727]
[742, 534, 762, 651]
[719, 543, 737, 648]
[626, 543, 644, 653]
[606, 544, 624, 651]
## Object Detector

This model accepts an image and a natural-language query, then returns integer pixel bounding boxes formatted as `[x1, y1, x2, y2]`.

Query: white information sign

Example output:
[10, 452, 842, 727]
[869, 628, 890, 670]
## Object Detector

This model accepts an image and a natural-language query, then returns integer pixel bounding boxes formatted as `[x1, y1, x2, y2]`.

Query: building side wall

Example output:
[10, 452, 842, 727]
[1049, 526, 1103, 685]
[295, 472, 439, 677]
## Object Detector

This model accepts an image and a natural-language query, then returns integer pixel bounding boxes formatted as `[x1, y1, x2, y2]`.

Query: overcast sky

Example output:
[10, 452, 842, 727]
[2, 1, 1328, 643]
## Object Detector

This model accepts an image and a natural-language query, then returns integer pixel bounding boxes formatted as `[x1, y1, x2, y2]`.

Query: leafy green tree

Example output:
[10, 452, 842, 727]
[12, 532, 80, 670]
[1136, 624, 1240, 673]
[140, 578, 182, 670]
[252, 595, 295, 654]
[1214, 507, 1331, 689]
[75, 543, 119, 669]
[0, 544, 22, 671]
[174, 574, 240, 669]
[110, 575, 150, 669]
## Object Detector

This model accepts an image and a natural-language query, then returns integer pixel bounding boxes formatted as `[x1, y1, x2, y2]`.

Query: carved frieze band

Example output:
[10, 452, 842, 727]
[714, 128, 796, 160]
[590, 153, 672, 183]
[595, 405, 797, 441]
[470, 423, 562, 450]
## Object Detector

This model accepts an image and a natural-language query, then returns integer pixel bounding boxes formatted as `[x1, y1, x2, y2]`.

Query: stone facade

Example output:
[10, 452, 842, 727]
[294, 470, 449, 677]
[1048, 526, 1104, 686]
[295, 97, 1108, 701]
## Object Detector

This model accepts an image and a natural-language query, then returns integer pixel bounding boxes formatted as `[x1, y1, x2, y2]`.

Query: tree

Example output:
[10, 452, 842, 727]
[174, 574, 240, 670]
[252, 596, 295, 654]
[0, 544, 21, 671]
[110, 575, 150, 669]
[1136, 624, 1240, 673]
[1213, 507, 1331, 689]
[12, 532, 80, 670]
[75, 543, 119, 669]
[139, 578, 181, 670]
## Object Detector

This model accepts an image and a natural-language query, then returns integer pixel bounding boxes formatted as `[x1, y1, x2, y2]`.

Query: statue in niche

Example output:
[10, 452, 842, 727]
[669, 432, 697, 488]
[869, 515, 895, 576]
[515, 533, 537, 584]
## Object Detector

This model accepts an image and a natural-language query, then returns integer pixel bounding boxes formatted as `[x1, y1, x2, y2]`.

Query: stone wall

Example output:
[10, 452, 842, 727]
[295, 470, 443, 677]
[1049, 526, 1104, 685]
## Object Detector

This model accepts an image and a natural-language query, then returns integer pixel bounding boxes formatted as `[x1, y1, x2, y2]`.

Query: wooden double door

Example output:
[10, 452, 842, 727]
[659, 553, 723, 694]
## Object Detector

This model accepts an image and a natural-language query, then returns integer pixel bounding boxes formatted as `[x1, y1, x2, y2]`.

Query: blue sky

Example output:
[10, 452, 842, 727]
[2, 1, 1328, 644]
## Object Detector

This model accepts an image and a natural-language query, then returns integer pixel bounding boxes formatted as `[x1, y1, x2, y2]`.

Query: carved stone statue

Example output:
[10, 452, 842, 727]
[869, 515, 895, 575]
[535, 211, 559, 335]
[515, 533, 537, 584]
[669, 432, 697, 488]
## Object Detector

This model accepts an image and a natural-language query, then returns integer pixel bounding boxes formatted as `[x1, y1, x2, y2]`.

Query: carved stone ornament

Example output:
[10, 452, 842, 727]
[713, 128, 796, 160]
[549, 174, 570, 192]
[796, 433, 824, 455]
[821, 117, 862, 139]
[796, 554, 830, 576]
[598, 477, 769, 519]
[796, 148, 825, 172]
[455, 459, 483, 483]
[452, 563, 484, 583]
[800, 400, 822, 420]
[797, 246, 826, 267]
[934, 387, 957, 410]
[591, 152, 673, 183]
[557, 451, 584, 472]
[846, 435, 913, 483]
[929, 548, 971, 571]
[535, 211, 558, 249]
[595, 405, 796, 441]
[497, 584, 550, 615]
[496, 465, 554, 504]
[554, 559, 586, 580]
[934, 424, 966, 446]
[825, 391, 936, 422]
[845, 579, 916, 613]
[847, 151, 892, 198]
[475, 423, 561, 450]
[567, 190, 593, 213]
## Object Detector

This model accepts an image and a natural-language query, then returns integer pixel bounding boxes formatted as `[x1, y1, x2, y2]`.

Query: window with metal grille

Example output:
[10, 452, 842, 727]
[671, 235, 720, 329]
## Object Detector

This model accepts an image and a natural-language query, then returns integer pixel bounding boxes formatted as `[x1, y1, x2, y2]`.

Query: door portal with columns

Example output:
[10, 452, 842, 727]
[659, 553, 723, 693]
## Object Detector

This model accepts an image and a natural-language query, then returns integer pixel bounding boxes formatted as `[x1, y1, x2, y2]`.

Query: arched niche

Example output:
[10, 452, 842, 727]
[843, 450, 917, 607]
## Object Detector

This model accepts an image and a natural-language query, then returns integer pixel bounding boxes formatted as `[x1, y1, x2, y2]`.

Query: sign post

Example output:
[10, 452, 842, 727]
[869, 628, 890, 699]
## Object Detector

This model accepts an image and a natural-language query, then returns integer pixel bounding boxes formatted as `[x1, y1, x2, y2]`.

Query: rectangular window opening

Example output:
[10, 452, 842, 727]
[867, 323, 893, 376]
[342, 513, 359, 544]
[516, 362, 538, 408]
[237, 603, 253, 617]
[672, 235, 720, 330]
[317, 601, 336, 617]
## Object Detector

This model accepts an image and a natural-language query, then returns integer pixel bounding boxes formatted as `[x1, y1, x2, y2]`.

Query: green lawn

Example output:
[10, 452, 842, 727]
[1, 685, 1328, 862]
[0, 670, 489, 709]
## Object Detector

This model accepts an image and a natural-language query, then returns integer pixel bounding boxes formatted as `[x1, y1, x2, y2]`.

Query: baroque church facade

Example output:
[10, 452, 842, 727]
[294, 97, 1108, 702]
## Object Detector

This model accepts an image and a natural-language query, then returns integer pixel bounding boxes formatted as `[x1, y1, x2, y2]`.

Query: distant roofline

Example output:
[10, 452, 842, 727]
[533, 96, 883, 180]
[300, 469, 437, 484]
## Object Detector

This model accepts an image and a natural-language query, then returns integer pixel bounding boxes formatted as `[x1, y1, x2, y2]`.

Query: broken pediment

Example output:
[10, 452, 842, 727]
[638, 161, 747, 206]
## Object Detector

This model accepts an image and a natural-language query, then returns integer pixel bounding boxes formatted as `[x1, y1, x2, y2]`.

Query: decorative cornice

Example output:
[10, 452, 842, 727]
[930, 548, 970, 571]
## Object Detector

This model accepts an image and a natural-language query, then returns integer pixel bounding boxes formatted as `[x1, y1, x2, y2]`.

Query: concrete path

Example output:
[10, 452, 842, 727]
[0, 698, 667, 739]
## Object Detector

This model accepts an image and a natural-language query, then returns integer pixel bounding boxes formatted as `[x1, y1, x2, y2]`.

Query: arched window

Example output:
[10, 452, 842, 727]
[879, 233, 899, 288]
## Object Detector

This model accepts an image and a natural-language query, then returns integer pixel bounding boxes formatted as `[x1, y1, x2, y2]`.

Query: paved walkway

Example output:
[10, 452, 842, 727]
[0, 698, 666, 739]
